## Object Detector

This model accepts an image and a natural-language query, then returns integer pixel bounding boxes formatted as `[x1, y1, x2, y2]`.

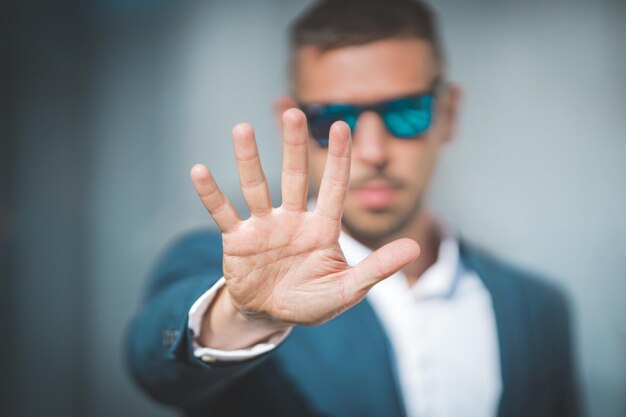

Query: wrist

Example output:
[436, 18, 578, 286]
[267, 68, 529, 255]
[198, 286, 292, 350]
[223, 287, 291, 330]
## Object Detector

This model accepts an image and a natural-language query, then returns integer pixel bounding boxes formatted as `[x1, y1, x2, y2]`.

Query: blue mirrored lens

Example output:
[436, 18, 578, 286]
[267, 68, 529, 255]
[382, 96, 433, 138]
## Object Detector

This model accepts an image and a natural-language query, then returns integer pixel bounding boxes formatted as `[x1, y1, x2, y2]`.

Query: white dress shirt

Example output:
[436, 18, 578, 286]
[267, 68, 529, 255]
[188, 230, 502, 417]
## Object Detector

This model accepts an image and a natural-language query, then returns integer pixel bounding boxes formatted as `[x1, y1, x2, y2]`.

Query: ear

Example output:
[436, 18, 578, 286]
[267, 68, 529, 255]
[439, 83, 463, 144]
[274, 95, 299, 131]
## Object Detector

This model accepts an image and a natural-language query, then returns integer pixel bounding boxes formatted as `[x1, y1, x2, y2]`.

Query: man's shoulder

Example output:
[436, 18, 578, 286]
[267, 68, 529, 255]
[160, 228, 223, 261]
[149, 228, 223, 282]
[171, 227, 222, 248]
[460, 239, 572, 324]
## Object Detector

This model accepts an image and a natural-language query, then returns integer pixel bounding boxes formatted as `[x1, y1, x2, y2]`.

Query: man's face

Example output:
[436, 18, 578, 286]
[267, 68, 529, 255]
[293, 38, 458, 243]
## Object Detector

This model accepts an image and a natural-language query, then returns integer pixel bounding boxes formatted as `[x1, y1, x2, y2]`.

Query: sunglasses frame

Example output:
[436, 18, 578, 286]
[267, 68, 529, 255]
[298, 80, 445, 147]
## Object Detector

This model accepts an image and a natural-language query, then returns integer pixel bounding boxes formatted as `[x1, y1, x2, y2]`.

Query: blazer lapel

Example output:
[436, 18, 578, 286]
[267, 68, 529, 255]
[459, 240, 532, 417]
[277, 299, 406, 417]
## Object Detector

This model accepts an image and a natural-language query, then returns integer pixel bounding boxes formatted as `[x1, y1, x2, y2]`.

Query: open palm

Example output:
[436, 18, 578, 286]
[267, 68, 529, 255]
[191, 109, 419, 328]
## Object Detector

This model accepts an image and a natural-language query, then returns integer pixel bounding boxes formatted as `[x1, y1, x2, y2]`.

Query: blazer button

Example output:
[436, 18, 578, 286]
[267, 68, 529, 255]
[162, 329, 179, 348]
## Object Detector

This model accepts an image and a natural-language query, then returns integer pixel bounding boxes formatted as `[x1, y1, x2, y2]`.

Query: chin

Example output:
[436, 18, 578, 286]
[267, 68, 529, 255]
[341, 208, 414, 244]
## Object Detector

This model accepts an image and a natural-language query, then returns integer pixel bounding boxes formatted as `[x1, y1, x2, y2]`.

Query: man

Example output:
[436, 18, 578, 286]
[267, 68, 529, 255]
[126, 1, 582, 416]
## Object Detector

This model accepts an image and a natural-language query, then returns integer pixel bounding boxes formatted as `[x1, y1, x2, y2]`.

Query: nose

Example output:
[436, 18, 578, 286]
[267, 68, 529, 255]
[351, 111, 389, 169]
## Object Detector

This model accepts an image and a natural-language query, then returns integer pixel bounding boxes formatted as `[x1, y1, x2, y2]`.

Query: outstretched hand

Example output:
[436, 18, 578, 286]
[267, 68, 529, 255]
[190, 109, 419, 346]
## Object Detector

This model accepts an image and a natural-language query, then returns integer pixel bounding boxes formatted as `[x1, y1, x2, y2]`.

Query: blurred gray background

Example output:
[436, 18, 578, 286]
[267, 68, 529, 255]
[4, 0, 625, 416]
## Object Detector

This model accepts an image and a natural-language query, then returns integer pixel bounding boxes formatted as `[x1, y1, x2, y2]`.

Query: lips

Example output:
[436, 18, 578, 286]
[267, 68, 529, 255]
[350, 183, 398, 209]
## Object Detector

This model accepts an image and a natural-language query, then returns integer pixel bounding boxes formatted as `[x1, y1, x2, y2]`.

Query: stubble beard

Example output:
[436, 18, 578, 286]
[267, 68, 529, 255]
[340, 197, 423, 248]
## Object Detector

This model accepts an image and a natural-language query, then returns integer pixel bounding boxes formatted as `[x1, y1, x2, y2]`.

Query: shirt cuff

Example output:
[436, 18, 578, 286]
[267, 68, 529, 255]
[188, 277, 292, 362]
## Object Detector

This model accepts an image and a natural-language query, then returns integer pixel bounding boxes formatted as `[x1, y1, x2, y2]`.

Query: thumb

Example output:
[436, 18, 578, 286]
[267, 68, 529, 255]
[352, 238, 420, 290]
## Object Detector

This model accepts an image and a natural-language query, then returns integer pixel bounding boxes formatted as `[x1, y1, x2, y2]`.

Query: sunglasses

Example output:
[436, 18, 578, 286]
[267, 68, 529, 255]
[298, 87, 440, 147]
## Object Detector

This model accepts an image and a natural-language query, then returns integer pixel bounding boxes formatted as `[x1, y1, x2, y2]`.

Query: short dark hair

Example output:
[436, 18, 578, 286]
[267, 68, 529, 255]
[289, 0, 444, 63]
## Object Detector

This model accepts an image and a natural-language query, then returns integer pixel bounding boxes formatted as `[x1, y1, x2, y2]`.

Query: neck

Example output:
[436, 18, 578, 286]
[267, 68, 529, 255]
[402, 210, 441, 286]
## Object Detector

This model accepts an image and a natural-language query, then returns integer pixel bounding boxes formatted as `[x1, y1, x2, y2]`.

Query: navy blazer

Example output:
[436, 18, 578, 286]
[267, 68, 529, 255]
[126, 229, 583, 417]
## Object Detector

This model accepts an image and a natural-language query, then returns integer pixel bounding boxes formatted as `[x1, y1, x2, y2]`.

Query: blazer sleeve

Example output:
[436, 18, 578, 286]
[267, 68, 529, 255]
[124, 229, 271, 409]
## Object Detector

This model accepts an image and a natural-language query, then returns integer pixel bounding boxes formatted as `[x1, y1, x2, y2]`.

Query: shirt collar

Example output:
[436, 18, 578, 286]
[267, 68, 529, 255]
[338, 225, 462, 300]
